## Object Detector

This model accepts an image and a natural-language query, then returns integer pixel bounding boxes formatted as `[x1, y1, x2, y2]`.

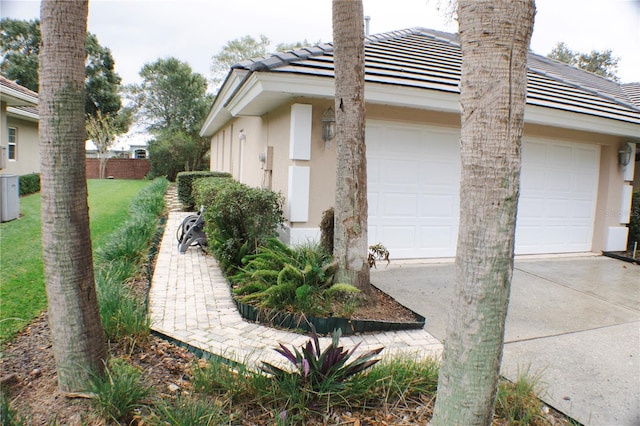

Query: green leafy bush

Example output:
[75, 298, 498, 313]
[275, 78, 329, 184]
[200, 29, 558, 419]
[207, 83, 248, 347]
[19, 173, 40, 196]
[261, 326, 383, 393]
[198, 179, 285, 272]
[231, 238, 360, 317]
[176, 171, 231, 209]
[192, 175, 231, 208]
[628, 191, 640, 250]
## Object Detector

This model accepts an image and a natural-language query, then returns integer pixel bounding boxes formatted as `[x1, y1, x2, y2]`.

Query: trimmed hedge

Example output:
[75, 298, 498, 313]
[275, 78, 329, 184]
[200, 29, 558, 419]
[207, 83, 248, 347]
[19, 173, 40, 196]
[176, 171, 231, 209]
[193, 178, 284, 272]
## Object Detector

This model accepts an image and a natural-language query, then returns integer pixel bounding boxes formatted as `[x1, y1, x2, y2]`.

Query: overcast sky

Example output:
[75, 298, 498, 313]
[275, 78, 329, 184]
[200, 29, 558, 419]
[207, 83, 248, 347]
[2, 0, 640, 89]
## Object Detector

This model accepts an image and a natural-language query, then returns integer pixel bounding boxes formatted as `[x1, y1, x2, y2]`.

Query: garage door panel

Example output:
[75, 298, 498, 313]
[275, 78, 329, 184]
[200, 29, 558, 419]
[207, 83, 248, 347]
[421, 161, 459, 186]
[368, 159, 381, 184]
[548, 145, 573, 167]
[544, 170, 572, 192]
[571, 200, 594, 219]
[518, 197, 545, 218]
[381, 159, 420, 184]
[377, 226, 416, 250]
[573, 147, 598, 167]
[421, 194, 457, 217]
[418, 226, 456, 250]
[382, 193, 417, 217]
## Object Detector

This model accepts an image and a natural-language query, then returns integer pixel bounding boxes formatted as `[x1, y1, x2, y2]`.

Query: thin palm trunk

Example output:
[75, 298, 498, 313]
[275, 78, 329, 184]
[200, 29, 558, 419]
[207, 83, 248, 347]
[40, 0, 107, 392]
[431, 1, 536, 424]
[332, 0, 371, 293]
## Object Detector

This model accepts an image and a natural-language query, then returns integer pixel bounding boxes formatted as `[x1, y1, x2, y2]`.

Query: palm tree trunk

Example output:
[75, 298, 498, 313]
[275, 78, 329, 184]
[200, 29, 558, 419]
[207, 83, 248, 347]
[39, 0, 107, 393]
[431, 1, 536, 424]
[332, 0, 371, 293]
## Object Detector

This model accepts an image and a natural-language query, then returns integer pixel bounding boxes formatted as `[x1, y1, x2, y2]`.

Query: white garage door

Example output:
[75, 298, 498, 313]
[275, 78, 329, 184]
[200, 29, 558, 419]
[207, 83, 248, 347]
[516, 138, 600, 254]
[367, 122, 461, 259]
[366, 122, 600, 259]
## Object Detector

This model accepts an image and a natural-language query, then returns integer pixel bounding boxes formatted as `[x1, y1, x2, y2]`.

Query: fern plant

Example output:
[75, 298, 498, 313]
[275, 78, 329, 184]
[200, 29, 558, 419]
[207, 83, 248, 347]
[231, 238, 360, 317]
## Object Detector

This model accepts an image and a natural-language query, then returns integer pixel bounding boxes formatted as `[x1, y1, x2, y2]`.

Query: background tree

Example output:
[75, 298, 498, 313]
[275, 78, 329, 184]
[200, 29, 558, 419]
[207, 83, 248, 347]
[39, 0, 107, 392]
[0, 18, 40, 91]
[0, 18, 122, 115]
[86, 108, 132, 179]
[275, 39, 321, 51]
[127, 57, 212, 180]
[332, 0, 371, 294]
[210, 34, 270, 88]
[431, 0, 535, 424]
[548, 41, 619, 81]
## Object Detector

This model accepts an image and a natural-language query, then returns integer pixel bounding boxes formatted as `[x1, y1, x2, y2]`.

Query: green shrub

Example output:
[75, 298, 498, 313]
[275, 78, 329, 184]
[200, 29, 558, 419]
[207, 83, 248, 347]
[192, 175, 233, 208]
[176, 171, 231, 209]
[89, 358, 153, 424]
[18, 173, 40, 196]
[628, 191, 640, 250]
[200, 179, 284, 272]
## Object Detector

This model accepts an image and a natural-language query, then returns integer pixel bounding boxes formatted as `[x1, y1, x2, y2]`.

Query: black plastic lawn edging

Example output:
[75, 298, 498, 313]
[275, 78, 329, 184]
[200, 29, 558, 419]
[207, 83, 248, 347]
[234, 295, 426, 336]
[602, 251, 639, 264]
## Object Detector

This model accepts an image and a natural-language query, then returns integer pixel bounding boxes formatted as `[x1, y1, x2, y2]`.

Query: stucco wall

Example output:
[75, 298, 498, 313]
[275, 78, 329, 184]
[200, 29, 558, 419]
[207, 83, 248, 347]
[207, 99, 637, 254]
[2, 114, 40, 176]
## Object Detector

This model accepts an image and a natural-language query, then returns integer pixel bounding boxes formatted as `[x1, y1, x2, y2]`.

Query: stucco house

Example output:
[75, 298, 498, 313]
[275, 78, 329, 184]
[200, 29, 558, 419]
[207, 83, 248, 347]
[200, 28, 640, 259]
[0, 75, 39, 176]
[85, 130, 150, 159]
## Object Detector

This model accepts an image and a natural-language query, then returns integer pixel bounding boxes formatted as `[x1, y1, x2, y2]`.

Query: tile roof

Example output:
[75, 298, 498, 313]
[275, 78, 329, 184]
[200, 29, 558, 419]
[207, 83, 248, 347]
[233, 28, 640, 125]
[0, 75, 38, 102]
[622, 83, 640, 108]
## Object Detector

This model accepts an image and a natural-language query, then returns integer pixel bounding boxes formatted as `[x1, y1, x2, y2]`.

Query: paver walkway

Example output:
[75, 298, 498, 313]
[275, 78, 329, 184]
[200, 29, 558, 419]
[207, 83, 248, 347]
[148, 210, 443, 371]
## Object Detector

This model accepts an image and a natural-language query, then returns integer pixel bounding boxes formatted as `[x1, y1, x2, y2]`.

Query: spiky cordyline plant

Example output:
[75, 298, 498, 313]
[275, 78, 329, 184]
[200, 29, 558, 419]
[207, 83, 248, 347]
[261, 325, 383, 391]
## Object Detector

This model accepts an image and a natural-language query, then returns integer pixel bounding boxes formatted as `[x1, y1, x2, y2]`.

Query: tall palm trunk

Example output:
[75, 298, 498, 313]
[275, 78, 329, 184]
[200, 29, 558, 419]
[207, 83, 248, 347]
[431, 1, 535, 424]
[40, 0, 107, 392]
[332, 0, 370, 293]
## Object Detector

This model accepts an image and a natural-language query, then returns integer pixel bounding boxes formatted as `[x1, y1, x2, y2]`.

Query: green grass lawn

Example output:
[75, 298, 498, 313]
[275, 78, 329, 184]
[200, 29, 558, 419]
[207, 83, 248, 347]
[0, 179, 152, 342]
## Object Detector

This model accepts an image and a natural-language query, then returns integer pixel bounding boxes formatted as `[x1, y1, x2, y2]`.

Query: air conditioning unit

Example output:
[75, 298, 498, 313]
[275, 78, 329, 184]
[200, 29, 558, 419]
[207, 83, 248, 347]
[0, 174, 20, 222]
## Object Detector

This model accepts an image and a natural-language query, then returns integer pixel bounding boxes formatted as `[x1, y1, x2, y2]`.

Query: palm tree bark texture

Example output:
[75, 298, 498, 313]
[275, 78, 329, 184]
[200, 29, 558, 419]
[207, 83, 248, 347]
[39, 0, 107, 392]
[332, 0, 371, 294]
[431, 1, 536, 425]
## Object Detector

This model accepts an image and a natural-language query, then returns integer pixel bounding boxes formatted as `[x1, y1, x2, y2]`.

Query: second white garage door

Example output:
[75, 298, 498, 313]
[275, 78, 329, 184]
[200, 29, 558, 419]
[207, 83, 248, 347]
[366, 121, 600, 259]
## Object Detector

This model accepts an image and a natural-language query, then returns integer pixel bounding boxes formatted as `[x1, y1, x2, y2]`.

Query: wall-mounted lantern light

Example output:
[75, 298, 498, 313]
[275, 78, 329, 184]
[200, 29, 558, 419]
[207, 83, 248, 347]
[238, 130, 247, 143]
[321, 107, 336, 147]
[619, 142, 633, 167]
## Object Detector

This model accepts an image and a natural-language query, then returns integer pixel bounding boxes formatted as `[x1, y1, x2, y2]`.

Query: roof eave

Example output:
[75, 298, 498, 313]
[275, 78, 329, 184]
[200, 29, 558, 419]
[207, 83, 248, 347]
[199, 69, 249, 137]
[6, 106, 39, 122]
[0, 87, 38, 106]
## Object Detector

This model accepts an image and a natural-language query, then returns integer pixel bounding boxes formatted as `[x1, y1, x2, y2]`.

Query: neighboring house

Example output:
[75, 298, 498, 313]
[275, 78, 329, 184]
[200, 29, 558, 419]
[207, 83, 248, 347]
[200, 28, 640, 259]
[0, 76, 39, 176]
[85, 130, 150, 159]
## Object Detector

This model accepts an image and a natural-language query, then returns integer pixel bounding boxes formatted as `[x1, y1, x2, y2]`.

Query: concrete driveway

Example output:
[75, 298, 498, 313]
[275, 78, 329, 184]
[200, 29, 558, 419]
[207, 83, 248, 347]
[371, 255, 640, 426]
